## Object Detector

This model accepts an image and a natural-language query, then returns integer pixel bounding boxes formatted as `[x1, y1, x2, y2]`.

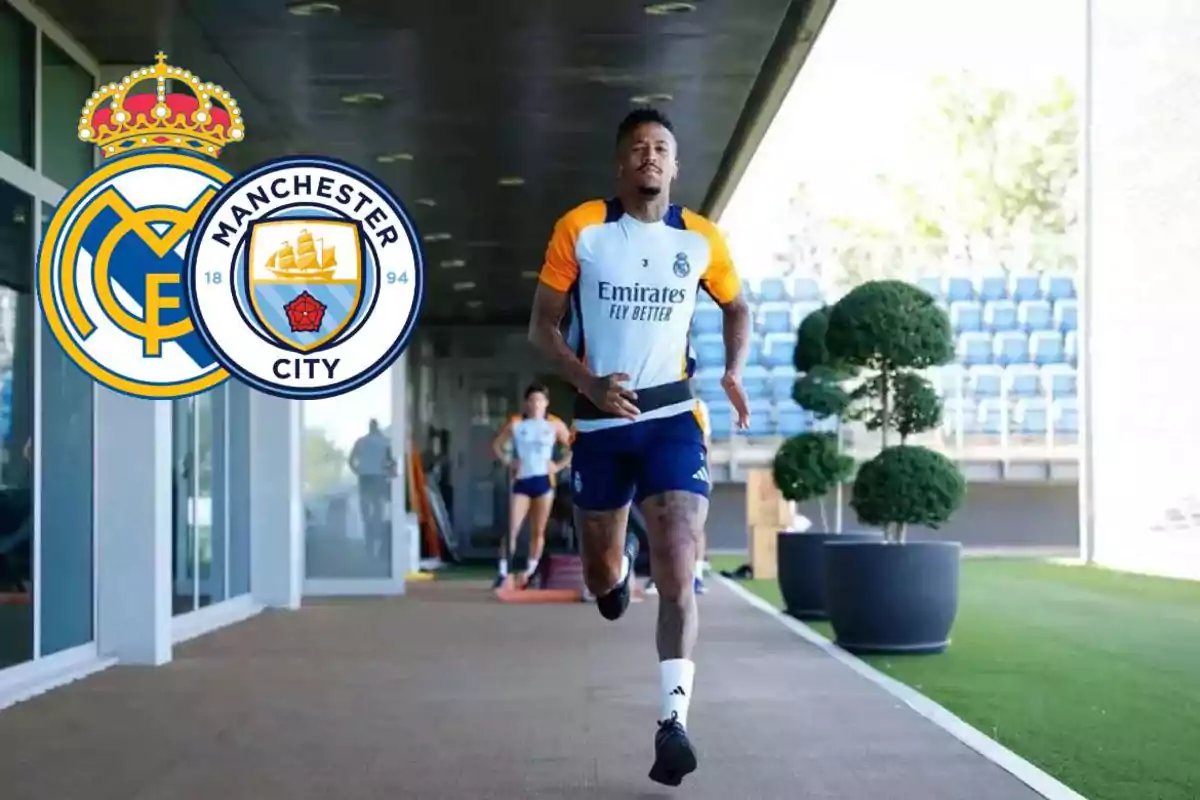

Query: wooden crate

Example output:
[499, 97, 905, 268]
[749, 524, 780, 581]
[746, 469, 792, 528]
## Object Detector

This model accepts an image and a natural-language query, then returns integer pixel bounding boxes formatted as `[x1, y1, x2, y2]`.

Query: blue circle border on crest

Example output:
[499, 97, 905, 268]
[182, 153, 427, 401]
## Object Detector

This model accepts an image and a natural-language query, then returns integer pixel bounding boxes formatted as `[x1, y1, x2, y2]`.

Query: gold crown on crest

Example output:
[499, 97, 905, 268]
[78, 52, 246, 159]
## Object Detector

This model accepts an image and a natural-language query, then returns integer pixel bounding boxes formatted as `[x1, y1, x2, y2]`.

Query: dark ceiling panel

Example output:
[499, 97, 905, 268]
[36, 0, 806, 322]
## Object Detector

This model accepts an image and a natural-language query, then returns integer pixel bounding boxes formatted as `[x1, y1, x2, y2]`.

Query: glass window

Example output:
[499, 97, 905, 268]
[0, 180, 33, 667]
[173, 389, 228, 614]
[38, 202, 94, 656]
[304, 372, 396, 580]
[0, 5, 35, 166]
[40, 39, 93, 189]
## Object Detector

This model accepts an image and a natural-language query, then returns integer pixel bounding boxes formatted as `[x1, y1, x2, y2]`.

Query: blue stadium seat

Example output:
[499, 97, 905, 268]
[777, 406, 810, 436]
[947, 276, 974, 302]
[695, 373, 724, 402]
[917, 275, 944, 300]
[937, 364, 967, 398]
[761, 333, 795, 368]
[968, 365, 1003, 398]
[993, 331, 1030, 366]
[1043, 274, 1076, 302]
[794, 301, 823, 324]
[748, 335, 765, 367]
[1041, 365, 1077, 399]
[742, 366, 771, 401]
[1006, 364, 1042, 398]
[1030, 331, 1065, 365]
[1055, 299, 1078, 332]
[770, 368, 797, 401]
[1054, 398, 1079, 435]
[758, 277, 787, 303]
[984, 299, 1018, 332]
[792, 276, 823, 303]
[942, 398, 980, 436]
[1064, 331, 1078, 365]
[707, 400, 734, 438]
[957, 332, 993, 366]
[739, 403, 775, 437]
[691, 305, 722, 336]
[979, 398, 1005, 434]
[759, 302, 793, 334]
[1018, 299, 1053, 332]
[1014, 398, 1049, 436]
[978, 274, 1008, 302]
[1010, 273, 1043, 302]
[950, 300, 982, 333]
[693, 334, 724, 369]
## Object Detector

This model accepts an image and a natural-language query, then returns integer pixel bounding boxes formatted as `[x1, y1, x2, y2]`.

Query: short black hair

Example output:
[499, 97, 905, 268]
[524, 383, 549, 400]
[616, 107, 675, 147]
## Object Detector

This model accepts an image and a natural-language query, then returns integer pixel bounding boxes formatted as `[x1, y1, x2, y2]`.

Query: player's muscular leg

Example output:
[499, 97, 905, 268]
[640, 491, 707, 660]
[577, 506, 630, 596]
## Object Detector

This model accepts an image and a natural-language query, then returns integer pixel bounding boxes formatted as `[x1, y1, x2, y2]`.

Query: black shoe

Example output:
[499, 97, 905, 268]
[492, 575, 506, 590]
[596, 532, 639, 622]
[648, 713, 697, 787]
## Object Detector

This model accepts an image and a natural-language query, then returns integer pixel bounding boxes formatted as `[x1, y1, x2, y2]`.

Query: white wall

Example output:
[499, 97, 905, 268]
[1086, 0, 1200, 580]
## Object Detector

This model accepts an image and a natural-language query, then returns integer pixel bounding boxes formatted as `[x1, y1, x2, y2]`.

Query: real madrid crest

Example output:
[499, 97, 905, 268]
[673, 251, 691, 278]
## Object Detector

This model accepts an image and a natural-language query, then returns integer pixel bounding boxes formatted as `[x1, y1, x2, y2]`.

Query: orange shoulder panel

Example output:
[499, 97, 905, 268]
[539, 200, 608, 292]
[681, 208, 741, 304]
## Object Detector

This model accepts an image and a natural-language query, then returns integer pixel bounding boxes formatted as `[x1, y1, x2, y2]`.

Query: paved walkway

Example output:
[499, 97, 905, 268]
[0, 580, 1041, 799]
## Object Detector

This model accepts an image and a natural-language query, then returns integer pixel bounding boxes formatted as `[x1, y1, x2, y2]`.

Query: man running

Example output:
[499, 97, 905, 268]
[646, 391, 712, 597]
[490, 384, 572, 589]
[527, 107, 751, 787]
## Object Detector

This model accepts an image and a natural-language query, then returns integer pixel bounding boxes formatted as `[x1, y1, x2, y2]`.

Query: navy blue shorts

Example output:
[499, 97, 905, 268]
[512, 474, 553, 498]
[570, 411, 710, 511]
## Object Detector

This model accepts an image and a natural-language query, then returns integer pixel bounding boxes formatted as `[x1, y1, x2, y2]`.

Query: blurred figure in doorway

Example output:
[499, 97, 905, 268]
[348, 419, 396, 559]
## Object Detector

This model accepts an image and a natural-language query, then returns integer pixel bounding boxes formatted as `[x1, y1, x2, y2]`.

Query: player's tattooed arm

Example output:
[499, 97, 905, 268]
[528, 283, 595, 393]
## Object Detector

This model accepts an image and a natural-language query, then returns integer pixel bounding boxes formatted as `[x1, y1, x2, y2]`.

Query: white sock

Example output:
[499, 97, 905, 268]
[526, 558, 539, 575]
[660, 659, 696, 728]
[694, 559, 705, 580]
[498, 558, 508, 577]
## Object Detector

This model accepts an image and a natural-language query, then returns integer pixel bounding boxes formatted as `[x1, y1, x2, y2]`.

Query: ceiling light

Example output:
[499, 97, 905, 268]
[340, 92, 385, 105]
[423, 232, 452, 242]
[521, 270, 539, 279]
[375, 152, 413, 164]
[416, 198, 436, 207]
[440, 259, 466, 269]
[644, 1, 697, 14]
[287, 1, 341, 16]
[630, 93, 674, 104]
[466, 300, 483, 309]
[497, 176, 525, 187]
[452, 281, 476, 291]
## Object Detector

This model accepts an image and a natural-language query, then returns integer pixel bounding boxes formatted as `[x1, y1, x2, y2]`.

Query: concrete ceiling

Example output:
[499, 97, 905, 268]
[36, 0, 833, 324]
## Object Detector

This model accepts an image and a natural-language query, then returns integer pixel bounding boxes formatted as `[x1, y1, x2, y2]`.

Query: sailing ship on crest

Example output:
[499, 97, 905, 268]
[264, 229, 337, 281]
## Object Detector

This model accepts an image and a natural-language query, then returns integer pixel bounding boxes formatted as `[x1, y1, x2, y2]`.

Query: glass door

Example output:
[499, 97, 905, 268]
[172, 390, 225, 614]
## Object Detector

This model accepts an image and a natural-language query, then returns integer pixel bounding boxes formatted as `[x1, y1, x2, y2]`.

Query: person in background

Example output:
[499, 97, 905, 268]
[347, 419, 396, 558]
[490, 384, 572, 588]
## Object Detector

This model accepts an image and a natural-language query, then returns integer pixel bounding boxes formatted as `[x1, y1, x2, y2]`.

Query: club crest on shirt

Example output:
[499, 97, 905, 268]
[673, 252, 690, 278]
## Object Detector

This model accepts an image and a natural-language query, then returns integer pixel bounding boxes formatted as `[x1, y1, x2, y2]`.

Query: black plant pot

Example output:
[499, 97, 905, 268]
[777, 531, 882, 620]
[822, 540, 962, 655]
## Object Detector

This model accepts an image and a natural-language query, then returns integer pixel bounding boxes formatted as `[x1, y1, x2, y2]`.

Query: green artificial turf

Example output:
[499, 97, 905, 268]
[709, 555, 1200, 800]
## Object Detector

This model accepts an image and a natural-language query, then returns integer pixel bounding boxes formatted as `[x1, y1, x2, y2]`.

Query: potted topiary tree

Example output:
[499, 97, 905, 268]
[773, 306, 878, 620]
[820, 280, 968, 654]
